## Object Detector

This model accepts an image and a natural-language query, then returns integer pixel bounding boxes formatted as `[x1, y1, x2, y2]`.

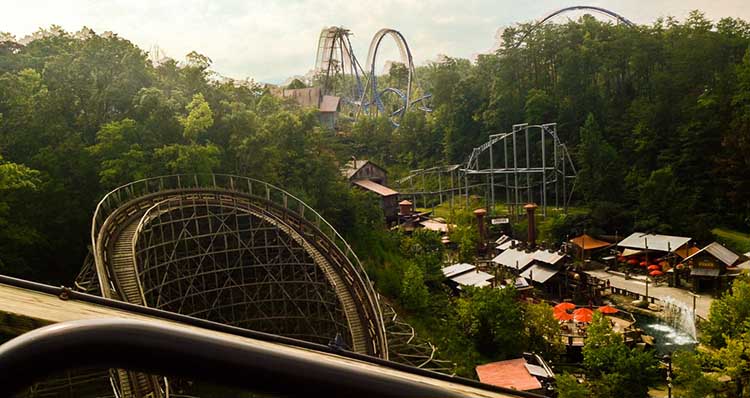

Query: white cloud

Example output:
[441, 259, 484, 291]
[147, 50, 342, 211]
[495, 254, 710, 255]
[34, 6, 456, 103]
[2, 0, 748, 83]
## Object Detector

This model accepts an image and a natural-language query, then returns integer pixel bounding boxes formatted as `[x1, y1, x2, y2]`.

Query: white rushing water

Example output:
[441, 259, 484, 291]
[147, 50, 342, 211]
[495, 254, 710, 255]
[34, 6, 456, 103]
[660, 296, 697, 342]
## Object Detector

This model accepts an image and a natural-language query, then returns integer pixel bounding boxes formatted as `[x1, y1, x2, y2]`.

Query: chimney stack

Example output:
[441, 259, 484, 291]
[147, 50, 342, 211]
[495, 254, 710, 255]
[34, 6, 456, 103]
[399, 200, 413, 218]
[473, 208, 487, 248]
[524, 203, 538, 249]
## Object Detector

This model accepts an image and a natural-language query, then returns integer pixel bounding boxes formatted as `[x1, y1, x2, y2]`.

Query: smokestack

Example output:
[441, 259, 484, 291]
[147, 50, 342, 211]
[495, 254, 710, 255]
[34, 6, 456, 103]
[473, 208, 487, 247]
[399, 200, 413, 217]
[524, 203, 538, 249]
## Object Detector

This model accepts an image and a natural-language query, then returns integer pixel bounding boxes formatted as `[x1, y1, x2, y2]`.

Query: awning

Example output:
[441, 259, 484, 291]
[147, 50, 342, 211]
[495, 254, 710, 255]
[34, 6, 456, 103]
[520, 264, 559, 284]
[691, 267, 720, 277]
[621, 248, 642, 257]
[569, 234, 611, 251]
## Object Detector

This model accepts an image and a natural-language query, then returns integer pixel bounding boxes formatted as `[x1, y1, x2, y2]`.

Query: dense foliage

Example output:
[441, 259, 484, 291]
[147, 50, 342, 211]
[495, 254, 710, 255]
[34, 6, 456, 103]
[346, 12, 750, 242]
[0, 27, 368, 282]
[673, 277, 750, 397]
[558, 313, 659, 398]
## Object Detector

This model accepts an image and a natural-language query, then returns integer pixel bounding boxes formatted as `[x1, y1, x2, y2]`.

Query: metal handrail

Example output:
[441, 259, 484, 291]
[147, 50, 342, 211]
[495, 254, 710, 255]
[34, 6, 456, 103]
[90, 174, 386, 352]
[0, 318, 545, 398]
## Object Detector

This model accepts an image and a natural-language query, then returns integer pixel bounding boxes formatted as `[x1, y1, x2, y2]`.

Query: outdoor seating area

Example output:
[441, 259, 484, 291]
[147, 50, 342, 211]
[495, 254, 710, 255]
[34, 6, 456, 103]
[552, 302, 636, 347]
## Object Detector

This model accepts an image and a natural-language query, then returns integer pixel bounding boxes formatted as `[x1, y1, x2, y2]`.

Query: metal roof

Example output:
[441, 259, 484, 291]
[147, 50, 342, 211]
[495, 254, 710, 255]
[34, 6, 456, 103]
[442, 263, 475, 279]
[532, 250, 565, 265]
[520, 264, 559, 284]
[342, 160, 370, 179]
[451, 270, 494, 288]
[319, 95, 340, 113]
[618, 232, 691, 252]
[683, 242, 739, 266]
[492, 248, 535, 270]
[495, 235, 510, 245]
[419, 219, 451, 233]
[352, 179, 398, 197]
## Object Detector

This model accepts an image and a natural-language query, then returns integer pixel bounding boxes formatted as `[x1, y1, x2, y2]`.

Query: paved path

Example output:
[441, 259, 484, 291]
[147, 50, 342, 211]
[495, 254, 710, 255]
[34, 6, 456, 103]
[585, 269, 714, 319]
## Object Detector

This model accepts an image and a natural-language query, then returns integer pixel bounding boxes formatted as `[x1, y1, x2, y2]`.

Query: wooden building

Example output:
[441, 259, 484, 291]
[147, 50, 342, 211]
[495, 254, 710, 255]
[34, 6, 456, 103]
[682, 242, 740, 292]
[342, 160, 399, 223]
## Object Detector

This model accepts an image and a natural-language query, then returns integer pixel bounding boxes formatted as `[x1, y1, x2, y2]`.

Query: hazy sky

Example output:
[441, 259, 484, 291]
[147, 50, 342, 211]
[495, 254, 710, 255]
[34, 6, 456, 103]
[3, 1, 749, 83]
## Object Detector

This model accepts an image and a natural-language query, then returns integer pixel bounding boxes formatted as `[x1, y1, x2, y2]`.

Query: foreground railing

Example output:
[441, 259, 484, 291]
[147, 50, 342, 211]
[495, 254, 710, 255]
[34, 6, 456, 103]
[0, 318, 545, 398]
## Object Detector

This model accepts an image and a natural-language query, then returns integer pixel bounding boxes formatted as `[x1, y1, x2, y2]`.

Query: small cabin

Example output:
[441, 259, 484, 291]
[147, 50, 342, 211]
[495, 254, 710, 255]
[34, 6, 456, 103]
[342, 160, 398, 223]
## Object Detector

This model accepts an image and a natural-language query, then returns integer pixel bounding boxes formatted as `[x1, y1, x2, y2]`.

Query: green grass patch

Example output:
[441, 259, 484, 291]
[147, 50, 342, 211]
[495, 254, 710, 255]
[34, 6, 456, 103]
[712, 228, 750, 254]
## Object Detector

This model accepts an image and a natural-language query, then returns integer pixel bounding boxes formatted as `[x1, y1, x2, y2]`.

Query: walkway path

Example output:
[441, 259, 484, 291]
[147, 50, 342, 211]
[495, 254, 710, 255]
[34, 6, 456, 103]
[585, 269, 714, 319]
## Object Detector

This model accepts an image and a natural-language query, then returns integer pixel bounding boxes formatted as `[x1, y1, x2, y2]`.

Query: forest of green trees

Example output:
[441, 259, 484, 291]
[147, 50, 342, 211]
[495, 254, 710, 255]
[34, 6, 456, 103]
[348, 12, 750, 243]
[1, 9, 750, 395]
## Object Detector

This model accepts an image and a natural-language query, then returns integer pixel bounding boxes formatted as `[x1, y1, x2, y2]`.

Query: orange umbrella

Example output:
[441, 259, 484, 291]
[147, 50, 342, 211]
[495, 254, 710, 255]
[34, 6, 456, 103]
[649, 270, 664, 277]
[554, 309, 574, 321]
[597, 305, 619, 314]
[573, 308, 594, 323]
[554, 302, 576, 312]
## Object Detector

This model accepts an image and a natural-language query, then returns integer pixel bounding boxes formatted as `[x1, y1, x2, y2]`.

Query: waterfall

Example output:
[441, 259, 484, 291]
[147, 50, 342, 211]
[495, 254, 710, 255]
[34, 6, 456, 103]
[660, 296, 697, 342]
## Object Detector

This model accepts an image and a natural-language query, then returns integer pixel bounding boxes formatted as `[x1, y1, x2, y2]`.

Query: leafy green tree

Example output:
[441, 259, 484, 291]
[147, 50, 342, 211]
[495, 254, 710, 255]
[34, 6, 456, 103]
[180, 93, 214, 142]
[400, 260, 429, 312]
[286, 78, 307, 89]
[155, 143, 221, 175]
[556, 373, 590, 398]
[88, 118, 151, 187]
[582, 313, 659, 398]
[524, 88, 554, 124]
[401, 229, 445, 286]
[0, 155, 42, 276]
[455, 286, 524, 358]
[702, 277, 750, 348]
[523, 302, 564, 355]
[672, 351, 720, 398]
[576, 113, 622, 204]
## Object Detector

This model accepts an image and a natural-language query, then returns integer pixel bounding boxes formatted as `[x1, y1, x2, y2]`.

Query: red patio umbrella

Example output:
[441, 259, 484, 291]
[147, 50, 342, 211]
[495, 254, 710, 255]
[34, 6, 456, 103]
[627, 259, 639, 265]
[554, 309, 574, 321]
[649, 270, 664, 277]
[639, 261, 648, 267]
[554, 302, 576, 312]
[647, 264, 660, 271]
[573, 308, 594, 323]
[597, 305, 619, 314]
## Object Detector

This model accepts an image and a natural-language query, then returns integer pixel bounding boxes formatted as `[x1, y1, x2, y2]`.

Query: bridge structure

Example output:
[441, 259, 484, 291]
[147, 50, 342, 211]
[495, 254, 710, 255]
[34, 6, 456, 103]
[61, 174, 451, 397]
[397, 123, 577, 221]
[314, 26, 431, 126]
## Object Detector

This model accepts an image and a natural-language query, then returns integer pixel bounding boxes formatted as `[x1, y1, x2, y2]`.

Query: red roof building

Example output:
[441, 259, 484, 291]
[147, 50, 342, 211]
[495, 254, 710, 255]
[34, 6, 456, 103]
[475, 358, 542, 392]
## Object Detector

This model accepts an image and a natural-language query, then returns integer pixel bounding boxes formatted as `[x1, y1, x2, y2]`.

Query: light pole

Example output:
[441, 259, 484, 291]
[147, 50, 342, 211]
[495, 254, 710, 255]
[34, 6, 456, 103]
[690, 293, 700, 319]
[645, 277, 649, 303]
